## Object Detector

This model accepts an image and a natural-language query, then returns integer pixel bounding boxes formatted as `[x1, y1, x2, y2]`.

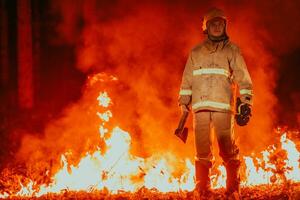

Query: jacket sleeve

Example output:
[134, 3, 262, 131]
[178, 52, 193, 106]
[230, 46, 253, 105]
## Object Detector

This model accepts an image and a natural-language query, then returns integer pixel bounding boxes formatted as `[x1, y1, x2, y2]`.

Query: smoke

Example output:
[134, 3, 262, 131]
[15, 0, 300, 173]
[225, 0, 300, 150]
[62, 0, 204, 158]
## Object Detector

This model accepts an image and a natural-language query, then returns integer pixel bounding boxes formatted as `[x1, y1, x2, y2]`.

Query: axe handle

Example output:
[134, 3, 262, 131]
[177, 111, 189, 130]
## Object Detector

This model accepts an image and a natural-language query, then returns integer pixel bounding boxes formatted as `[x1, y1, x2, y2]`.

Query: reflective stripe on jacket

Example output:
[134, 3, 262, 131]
[179, 39, 253, 113]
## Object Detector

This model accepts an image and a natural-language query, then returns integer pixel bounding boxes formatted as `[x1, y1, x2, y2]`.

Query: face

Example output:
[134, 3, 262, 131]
[207, 18, 226, 37]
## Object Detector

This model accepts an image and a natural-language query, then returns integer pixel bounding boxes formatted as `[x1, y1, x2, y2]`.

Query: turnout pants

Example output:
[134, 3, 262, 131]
[194, 111, 239, 166]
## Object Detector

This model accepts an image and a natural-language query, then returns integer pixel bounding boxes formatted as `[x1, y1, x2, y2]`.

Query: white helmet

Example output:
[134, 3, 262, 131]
[202, 8, 227, 34]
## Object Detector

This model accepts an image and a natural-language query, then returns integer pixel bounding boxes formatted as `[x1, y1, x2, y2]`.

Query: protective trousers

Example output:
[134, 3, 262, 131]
[194, 111, 239, 166]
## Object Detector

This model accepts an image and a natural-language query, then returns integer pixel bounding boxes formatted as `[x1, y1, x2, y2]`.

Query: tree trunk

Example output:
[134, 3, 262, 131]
[0, 0, 9, 90]
[17, 0, 33, 109]
[32, 0, 41, 105]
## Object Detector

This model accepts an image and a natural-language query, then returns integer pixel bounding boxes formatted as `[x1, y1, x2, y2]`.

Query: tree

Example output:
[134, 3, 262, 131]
[17, 0, 33, 109]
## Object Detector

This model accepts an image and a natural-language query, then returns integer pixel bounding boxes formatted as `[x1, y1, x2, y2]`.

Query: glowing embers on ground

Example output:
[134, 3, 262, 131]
[1, 91, 300, 198]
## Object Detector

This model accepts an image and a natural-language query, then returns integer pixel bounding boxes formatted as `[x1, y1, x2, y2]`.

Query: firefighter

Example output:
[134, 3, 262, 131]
[178, 7, 253, 199]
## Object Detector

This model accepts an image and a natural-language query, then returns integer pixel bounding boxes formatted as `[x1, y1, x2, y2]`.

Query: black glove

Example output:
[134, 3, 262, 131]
[235, 97, 251, 126]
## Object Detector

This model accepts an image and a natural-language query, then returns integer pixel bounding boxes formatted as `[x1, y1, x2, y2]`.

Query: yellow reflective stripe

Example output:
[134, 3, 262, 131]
[192, 101, 231, 110]
[195, 156, 211, 162]
[193, 68, 229, 77]
[240, 89, 253, 96]
[179, 89, 192, 95]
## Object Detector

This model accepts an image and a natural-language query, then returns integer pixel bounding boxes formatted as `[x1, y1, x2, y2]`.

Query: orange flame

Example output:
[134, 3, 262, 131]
[1, 88, 299, 198]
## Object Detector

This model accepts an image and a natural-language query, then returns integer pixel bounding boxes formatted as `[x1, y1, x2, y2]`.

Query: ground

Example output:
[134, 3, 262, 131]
[3, 183, 300, 200]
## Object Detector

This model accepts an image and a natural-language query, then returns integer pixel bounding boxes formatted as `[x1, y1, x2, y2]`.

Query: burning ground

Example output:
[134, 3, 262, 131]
[1, 0, 300, 199]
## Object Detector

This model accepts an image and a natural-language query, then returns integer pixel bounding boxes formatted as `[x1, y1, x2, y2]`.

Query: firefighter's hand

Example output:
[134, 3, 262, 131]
[238, 103, 251, 117]
[236, 103, 251, 126]
[181, 104, 190, 114]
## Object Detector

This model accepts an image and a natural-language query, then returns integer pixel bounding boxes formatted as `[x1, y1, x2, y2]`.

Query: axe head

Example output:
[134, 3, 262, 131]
[175, 127, 188, 143]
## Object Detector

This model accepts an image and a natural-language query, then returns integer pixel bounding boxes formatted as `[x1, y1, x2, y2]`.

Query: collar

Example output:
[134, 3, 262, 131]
[204, 37, 229, 53]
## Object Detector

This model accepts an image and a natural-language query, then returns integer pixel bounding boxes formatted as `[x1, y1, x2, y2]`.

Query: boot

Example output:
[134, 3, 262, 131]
[194, 160, 213, 199]
[225, 160, 241, 200]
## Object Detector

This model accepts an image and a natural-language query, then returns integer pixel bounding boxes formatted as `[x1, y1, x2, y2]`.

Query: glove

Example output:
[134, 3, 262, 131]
[181, 104, 190, 114]
[235, 98, 251, 126]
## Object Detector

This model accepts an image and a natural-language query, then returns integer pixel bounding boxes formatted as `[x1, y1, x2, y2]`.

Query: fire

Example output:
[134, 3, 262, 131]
[97, 92, 111, 108]
[33, 91, 195, 195]
[0, 85, 299, 198]
[281, 134, 300, 181]
[241, 133, 300, 187]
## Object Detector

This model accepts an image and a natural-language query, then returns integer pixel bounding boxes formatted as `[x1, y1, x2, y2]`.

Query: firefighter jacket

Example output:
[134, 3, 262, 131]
[179, 39, 253, 113]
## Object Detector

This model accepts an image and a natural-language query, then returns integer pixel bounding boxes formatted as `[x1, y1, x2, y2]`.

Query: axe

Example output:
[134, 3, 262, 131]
[174, 111, 189, 143]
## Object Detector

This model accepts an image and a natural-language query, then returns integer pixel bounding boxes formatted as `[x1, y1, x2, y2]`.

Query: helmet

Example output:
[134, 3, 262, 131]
[202, 8, 227, 33]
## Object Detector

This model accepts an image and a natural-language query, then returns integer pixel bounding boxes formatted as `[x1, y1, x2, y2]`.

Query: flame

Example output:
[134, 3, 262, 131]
[240, 133, 300, 186]
[0, 193, 9, 199]
[16, 92, 195, 197]
[243, 156, 276, 186]
[34, 128, 194, 195]
[211, 165, 226, 189]
[1, 91, 299, 198]
[97, 92, 111, 108]
[281, 134, 300, 181]
[16, 180, 35, 197]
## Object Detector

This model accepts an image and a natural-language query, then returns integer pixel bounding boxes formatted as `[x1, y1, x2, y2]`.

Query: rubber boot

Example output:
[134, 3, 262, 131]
[194, 160, 213, 199]
[225, 160, 241, 200]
